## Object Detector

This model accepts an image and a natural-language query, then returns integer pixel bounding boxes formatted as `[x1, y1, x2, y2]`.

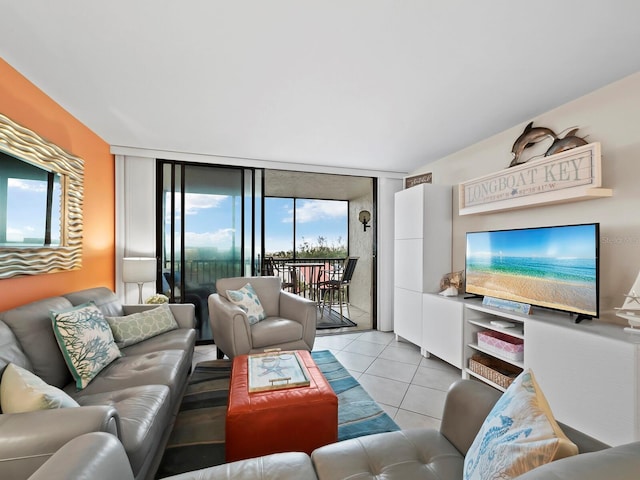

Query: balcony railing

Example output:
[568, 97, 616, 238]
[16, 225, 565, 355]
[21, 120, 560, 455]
[164, 257, 346, 298]
[266, 257, 346, 300]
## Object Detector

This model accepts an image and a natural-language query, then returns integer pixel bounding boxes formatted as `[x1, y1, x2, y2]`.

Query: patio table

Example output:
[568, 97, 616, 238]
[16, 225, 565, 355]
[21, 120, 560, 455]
[284, 262, 325, 301]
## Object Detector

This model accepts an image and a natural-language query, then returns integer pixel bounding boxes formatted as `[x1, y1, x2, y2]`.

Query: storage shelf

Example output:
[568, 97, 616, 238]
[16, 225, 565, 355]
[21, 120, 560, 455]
[465, 301, 532, 323]
[468, 343, 524, 369]
[465, 368, 507, 392]
[467, 318, 524, 339]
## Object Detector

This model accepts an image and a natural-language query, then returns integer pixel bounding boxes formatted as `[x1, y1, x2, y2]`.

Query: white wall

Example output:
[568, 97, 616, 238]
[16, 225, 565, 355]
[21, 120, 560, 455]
[115, 155, 158, 304]
[378, 177, 404, 331]
[411, 72, 640, 325]
[348, 190, 373, 312]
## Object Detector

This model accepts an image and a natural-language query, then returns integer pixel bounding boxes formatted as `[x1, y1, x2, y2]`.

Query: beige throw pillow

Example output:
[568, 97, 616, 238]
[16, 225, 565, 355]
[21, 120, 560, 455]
[1, 363, 79, 413]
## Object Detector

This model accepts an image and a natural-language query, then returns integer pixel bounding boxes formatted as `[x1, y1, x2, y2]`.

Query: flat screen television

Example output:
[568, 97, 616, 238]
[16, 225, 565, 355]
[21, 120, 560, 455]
[465, 223, 599, 320]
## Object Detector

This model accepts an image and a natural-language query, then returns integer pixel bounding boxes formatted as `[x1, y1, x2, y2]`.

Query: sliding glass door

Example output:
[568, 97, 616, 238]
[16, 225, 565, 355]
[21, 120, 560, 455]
[157, 161, 263, 342]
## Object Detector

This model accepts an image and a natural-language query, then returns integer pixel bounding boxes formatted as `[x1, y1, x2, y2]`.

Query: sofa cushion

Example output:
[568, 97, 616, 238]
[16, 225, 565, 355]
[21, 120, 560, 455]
[76, 384, 171, 477]
[27, 432, 136, 480]
[250, 317, 303, 349]
[65, 349, 190, 409]
[120, 328, 196, 357]
[51, 302, 122, 390]
[0, 296, 74, 388]
[0, 320, 32, 374]
[226, 283, 267, 325]
[1, 363, 79, 413]
[312, 428, 464, 479]
[167, 452, 319, 480]
[63, 287, 125, 317]
[106, 304, 179, 348]
[515, 441, 640, 480]
[464, 369, 578, 480]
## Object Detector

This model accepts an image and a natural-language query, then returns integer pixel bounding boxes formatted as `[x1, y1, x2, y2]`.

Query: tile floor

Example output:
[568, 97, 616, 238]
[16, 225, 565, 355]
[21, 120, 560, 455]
[193, 329, 463, 431]
[313, 330, 462, 430]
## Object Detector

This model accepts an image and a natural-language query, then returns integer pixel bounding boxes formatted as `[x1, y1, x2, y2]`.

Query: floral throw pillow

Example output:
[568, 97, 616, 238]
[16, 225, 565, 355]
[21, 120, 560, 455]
[464, 369, 578, 480]
[0, 363, 79, 413]
[106, 304, 179, 348]
[226, 283, 266, 325]
[50, 302, 122, 390]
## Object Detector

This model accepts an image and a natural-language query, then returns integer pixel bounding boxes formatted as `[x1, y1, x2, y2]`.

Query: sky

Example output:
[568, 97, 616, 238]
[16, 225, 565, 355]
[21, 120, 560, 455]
[4, 181, 347, 253]
[4, 178, 61, 244]
[466, 224, 597, 259]
[166, 192, 348, 255]
[265, 197, 348, 254]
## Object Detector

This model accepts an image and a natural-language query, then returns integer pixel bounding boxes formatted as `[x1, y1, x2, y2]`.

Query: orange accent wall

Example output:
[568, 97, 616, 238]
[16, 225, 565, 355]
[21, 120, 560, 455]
[0, 58, 115, 310]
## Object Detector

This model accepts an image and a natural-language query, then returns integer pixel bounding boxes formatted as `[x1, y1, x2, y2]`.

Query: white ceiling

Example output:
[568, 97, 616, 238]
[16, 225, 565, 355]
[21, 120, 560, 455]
[2, 1, 640, 176]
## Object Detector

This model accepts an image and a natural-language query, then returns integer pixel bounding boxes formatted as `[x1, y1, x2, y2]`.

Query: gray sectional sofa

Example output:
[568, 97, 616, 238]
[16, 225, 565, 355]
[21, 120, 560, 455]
[0, 287, 196, 480]
[20, 378, 640, 480]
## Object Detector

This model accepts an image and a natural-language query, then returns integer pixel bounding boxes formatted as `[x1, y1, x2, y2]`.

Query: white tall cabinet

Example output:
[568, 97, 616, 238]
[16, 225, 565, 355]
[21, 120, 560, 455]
[393, 184, 451, 351]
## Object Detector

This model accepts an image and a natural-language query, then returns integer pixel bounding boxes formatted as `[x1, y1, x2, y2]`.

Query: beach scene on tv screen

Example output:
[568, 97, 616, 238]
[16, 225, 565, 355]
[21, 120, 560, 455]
[466, 224, 597, 316]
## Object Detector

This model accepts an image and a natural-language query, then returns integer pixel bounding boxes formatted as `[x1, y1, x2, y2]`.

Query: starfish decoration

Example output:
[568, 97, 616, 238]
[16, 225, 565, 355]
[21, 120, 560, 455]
[258, 359, 291, 378]
[624, 290, 640, 305]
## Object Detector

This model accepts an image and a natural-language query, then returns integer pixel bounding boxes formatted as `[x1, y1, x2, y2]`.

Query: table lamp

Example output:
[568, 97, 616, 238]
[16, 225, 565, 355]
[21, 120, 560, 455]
[122, 257, 157, 303]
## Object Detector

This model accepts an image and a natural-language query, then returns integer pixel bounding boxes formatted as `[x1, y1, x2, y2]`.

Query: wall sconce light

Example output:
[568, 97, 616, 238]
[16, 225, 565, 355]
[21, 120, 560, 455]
[122, 257, 157, 303]
[358, 210, 371, 232]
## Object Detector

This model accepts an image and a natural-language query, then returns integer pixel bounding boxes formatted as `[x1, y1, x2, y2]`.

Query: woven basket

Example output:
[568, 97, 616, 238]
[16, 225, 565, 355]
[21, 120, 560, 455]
[468, 353, 521, 389]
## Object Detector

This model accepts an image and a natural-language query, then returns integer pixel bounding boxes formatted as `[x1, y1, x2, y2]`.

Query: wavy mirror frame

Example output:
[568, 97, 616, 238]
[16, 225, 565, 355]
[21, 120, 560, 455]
[0, 113, 84, 278]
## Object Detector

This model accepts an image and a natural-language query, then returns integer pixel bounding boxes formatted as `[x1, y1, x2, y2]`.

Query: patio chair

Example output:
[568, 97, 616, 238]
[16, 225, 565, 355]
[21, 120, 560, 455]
[262, 256, 297, 293]
[318, 257, 358, 321]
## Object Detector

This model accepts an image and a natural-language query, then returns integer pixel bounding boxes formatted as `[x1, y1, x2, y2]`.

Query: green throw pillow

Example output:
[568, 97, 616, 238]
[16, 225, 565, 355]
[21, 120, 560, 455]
[50, 302, 122, 390]
[106, 304, 179, 348]
[226, 283, 266, 325]
[464, 369, 578, 480]
[0, 363, 79, 413]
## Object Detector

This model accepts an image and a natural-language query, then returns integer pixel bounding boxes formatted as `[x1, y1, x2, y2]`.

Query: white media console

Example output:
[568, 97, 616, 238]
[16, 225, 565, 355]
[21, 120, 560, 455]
[415, 293, 640, 447]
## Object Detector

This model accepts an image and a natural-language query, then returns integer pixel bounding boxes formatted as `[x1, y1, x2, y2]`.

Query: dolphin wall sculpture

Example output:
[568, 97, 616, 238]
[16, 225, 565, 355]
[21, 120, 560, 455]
[544, 128, 588, 156]
[509, 121, 557, 167]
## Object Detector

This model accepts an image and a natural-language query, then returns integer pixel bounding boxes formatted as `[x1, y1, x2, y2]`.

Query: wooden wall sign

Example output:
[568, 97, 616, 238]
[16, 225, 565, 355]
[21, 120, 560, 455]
[458, 142, 611, 215]
[405, 172, 432, 188]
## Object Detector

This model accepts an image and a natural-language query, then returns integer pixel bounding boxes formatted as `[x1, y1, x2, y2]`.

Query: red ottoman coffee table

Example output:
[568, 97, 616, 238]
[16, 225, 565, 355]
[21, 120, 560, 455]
[225, 350, 338, 462]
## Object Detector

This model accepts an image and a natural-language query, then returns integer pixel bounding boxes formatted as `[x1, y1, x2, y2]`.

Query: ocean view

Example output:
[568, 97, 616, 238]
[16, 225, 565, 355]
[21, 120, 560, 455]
[466, 255, 598, 315]
[467, 255, 596, 285]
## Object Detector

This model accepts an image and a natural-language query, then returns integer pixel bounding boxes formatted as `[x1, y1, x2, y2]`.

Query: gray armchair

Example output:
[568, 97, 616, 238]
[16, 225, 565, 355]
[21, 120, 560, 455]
[208, 276, 317, 359]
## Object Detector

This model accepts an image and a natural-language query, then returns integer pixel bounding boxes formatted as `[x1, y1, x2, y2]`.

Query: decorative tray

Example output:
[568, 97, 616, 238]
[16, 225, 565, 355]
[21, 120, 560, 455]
[247, 350, 311, 393]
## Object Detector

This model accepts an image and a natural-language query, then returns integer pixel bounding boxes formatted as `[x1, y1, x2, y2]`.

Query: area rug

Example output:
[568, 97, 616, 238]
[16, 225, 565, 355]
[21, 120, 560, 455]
[155, 350, 399, 478]
[316, 307, 358, 329]
[155, 361, 231, 478]
[310, 350, 400, 440]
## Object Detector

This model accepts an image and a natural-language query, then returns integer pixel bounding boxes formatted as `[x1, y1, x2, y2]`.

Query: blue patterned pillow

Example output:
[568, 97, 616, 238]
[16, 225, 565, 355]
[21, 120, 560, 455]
[50, 302, 122, 390]
[464, 369, 578, 480]
[226, 283, 266, 325]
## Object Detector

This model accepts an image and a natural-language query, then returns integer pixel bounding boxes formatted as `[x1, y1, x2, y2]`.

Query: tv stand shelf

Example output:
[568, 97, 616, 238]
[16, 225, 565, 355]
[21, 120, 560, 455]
[466, 369, 515, 392]
[464, 304, 526, 388]
[466, 318, 525, 339]
[467, 343, 525, 369]
[423, 292, 640, 447]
